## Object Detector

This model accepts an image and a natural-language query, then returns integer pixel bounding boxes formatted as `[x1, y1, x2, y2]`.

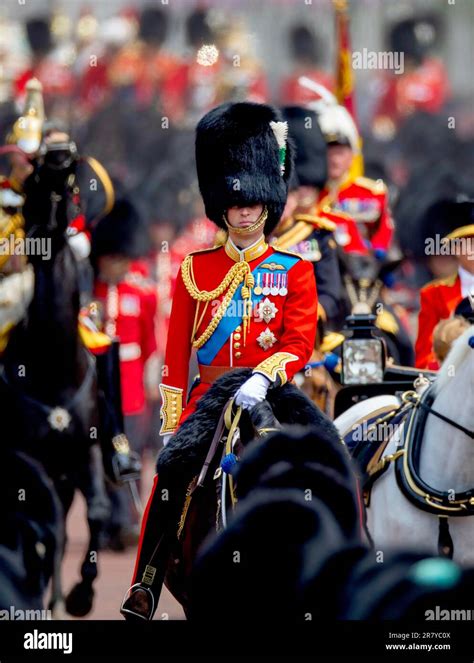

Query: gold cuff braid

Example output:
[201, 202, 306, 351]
[253, 352, 299, 386]
[159, 384, 183, 435]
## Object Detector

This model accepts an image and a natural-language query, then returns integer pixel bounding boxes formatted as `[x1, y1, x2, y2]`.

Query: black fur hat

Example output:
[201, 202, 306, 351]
[185, 8, 214, 49]
[388, 15, 442, 66]
[139, 7, 168, 47]
[91, 199, 150, 260]
[26, 18, 52, 56]
[289, 24, 321, 65]
[281, 106, 327, 190]
[195, 102, 293, 235]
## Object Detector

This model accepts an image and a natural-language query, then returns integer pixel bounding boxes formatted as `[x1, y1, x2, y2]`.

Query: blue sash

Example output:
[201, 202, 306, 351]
[197, 252, 299, 365]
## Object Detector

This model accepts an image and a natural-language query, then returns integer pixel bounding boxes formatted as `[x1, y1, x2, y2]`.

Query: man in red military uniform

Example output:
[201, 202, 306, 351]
[372, 16, 450, 140]
[415, 200, 474, 370]
[121, 101, 317, 620]
[91, 199, 157, 546]
[316, 103, 394, 256]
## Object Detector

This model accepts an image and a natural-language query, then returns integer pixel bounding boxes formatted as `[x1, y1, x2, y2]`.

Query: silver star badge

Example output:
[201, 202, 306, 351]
[256, 297, 278, 324]
[48, 407, 71, 432]
[257, 327, 277, 350]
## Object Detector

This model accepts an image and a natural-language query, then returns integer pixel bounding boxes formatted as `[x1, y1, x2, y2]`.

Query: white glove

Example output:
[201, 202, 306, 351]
[234, 373, 270, 410]
[67, 232, 91, 260]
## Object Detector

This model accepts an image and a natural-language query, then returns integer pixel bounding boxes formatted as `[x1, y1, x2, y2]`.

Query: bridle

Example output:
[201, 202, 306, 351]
[405, 392, 474, 440]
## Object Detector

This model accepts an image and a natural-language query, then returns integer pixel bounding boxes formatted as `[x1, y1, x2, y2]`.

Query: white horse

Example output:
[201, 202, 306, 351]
[335, 325, 474, 565]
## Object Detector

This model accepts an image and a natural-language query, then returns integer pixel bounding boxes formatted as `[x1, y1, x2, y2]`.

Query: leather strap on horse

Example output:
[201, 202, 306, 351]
[394, 389, 474, 517]
[438, 516, 454, 559]
[177, 399, 242, 538]
[408, 396, 474, 439]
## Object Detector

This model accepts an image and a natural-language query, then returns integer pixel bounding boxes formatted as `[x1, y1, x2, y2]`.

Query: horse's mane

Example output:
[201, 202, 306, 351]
[434, 324, 474, 395]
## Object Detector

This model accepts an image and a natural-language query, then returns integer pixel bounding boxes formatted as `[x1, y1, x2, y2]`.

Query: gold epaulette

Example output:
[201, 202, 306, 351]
[376, 310, 399, 336]
[354, 176, 387, 195]
[424, 272, 458, 289]
[295, 213, 336, 233]
[320, 332, 345, 354]
[272, 246, 302, 259]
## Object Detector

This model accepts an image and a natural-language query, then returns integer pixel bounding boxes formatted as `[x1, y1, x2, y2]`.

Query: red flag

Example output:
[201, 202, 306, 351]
[334, 0, 363, 176]
[334, 0, 357, 124]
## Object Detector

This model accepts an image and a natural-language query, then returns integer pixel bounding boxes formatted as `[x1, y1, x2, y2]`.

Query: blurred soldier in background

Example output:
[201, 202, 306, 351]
[273, 105, 342, 327]
[415, 199, 474, 370]
[91, 200, 157, 549]
[372, 14, 450, 141]
[14, 17, 74, 116]
[279, 24, 334, 106]
[317, 103, 394, 256]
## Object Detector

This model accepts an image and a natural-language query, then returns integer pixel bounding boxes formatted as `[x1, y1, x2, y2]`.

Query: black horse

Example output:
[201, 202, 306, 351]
[0, 449, 61, 615]
[0, 160, 109, 617]
[123, 368, 356, 619]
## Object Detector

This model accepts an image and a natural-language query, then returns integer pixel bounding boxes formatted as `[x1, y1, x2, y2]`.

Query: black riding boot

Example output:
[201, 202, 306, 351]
[120, 474, 180, 621]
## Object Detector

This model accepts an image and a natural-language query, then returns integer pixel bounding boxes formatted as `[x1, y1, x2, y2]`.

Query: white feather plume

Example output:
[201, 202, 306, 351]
[269, 120, 288, 149]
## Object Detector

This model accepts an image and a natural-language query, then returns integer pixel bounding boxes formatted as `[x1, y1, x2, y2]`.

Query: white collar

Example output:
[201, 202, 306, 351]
[458, 265, 474, 297]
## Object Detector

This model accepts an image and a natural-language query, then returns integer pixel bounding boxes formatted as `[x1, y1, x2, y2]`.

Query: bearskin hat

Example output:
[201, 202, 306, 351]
[388, 15, 442, 66]
[289, 24, 321, 65]
[91, 199, 150, 260]
[185, 8, 214, 49]
[138, 7, 168, 47]
[195, 102, 294, 235]
[422, 198, 474, 242]
[26, 18, 52, 57]
[281, 106, 327, 190]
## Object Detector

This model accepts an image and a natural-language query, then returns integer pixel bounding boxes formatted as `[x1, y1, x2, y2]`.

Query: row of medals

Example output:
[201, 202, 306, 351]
[253, 272, 288, 297]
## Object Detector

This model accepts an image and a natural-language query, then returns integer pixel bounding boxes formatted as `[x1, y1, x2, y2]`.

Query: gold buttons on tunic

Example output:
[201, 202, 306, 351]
[234, 333, 241, 341]
[235, 351, 242, 359]
[236, 326, 242, 332]
[234, 342, 241, 349]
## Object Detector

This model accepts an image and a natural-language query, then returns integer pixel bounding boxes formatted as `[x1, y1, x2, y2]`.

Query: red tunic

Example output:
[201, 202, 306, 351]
[159, 239, 317, 432]
[415, 273, 462, 370]
[94, 273, 157, 415]
[318, 176, 394, 253]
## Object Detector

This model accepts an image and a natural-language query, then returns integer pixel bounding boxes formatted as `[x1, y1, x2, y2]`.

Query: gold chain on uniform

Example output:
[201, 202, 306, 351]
[181, 256, 254, 348]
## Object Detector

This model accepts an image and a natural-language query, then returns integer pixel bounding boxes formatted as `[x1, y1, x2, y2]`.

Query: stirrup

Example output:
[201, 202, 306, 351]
[120, 584, 155, 621]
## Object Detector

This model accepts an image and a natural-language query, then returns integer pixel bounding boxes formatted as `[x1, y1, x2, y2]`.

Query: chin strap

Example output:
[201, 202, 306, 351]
[222, 206, 268, 235]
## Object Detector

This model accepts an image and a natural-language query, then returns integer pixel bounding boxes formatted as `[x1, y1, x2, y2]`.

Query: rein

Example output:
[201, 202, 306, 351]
[409, 396, 474, 440]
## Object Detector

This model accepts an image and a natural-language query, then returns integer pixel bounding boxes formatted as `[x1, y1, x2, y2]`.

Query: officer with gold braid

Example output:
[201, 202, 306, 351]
[273, 106, 344, 328]
[121, 101, 318, 620]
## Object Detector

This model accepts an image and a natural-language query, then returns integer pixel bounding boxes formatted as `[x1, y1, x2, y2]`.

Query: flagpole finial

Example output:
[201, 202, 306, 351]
[333, 0, 349, 12]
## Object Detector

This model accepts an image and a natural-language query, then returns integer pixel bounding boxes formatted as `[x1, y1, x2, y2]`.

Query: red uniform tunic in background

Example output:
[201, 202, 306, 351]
[318, 176, 394, 253]
[94, 273, 157, 415]
[415, 273, 462, 370]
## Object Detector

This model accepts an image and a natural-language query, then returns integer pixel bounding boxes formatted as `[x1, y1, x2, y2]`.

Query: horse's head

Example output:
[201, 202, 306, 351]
[21, 137, 79, 249]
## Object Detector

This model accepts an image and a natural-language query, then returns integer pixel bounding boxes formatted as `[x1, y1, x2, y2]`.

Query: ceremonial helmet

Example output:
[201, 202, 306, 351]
[316, 102, 359, 152]
[195, 101, 294, 235]
[8, 78, 44, 155]
[281, 105, 327, 190]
